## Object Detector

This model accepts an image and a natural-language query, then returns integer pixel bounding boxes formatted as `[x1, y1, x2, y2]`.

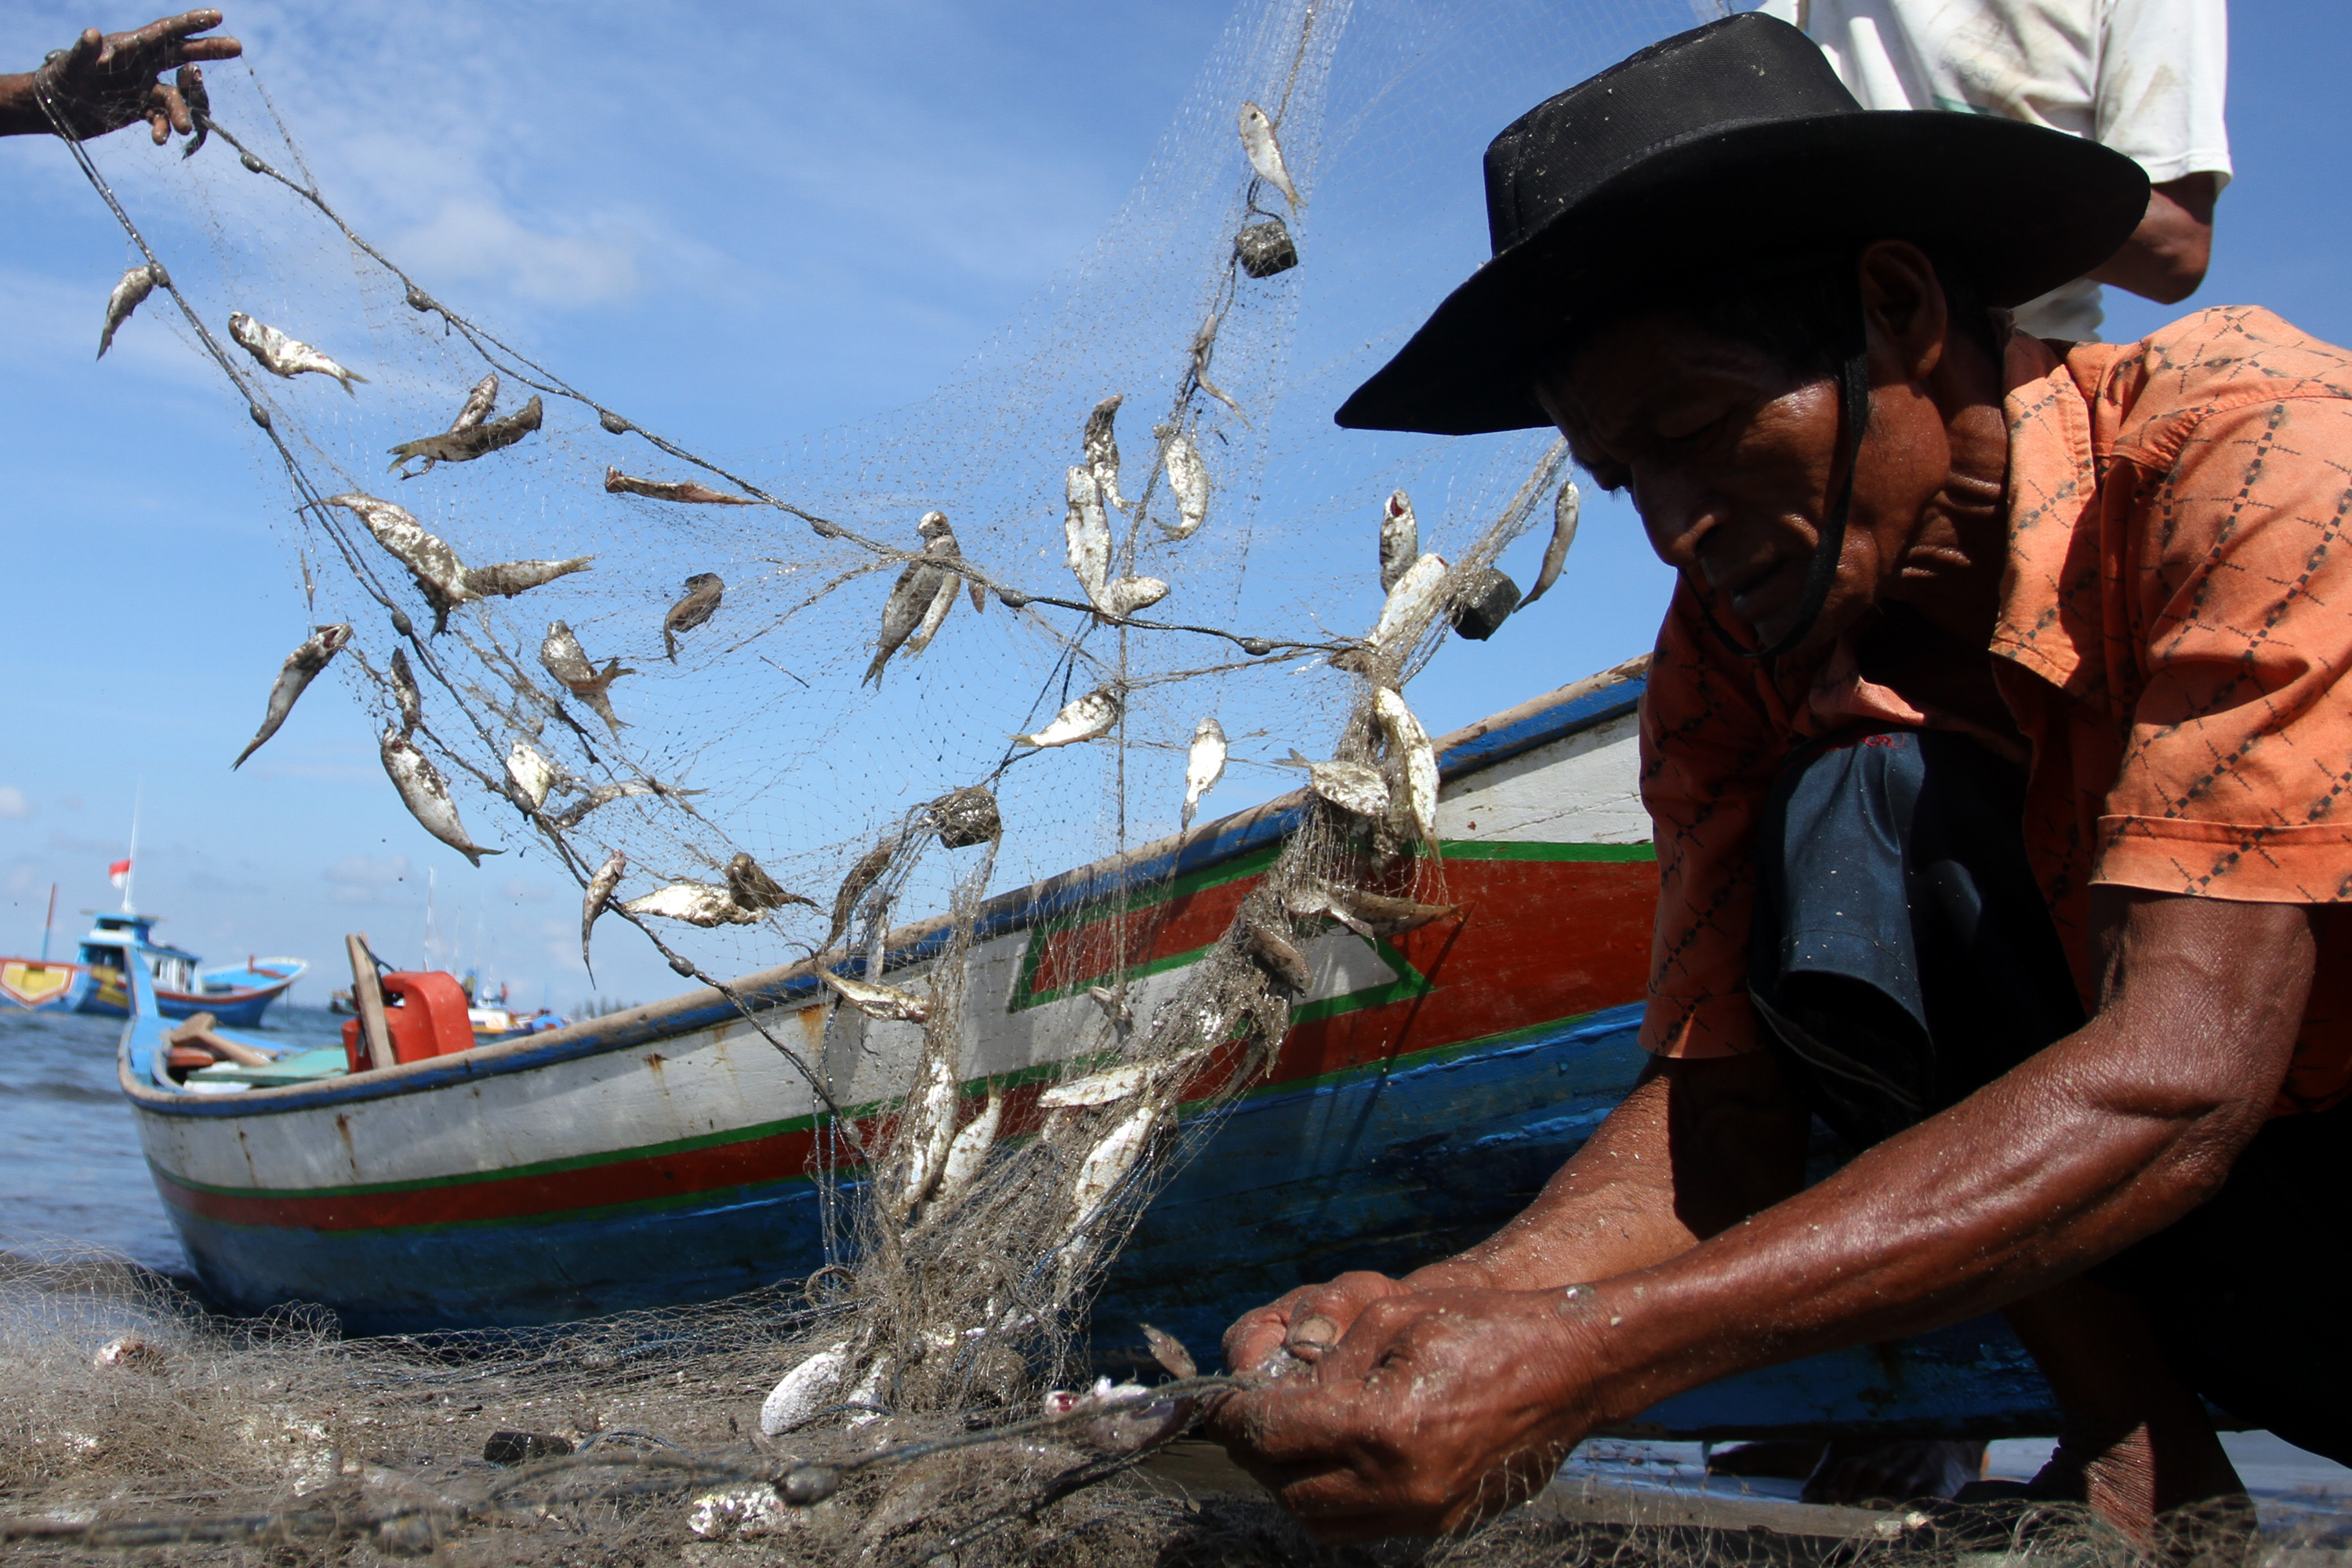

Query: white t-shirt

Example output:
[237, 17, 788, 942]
[1754, 0, 2233, 339]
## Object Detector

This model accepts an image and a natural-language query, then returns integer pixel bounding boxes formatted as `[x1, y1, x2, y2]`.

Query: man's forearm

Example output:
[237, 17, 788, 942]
[1408, 1048, 1809, 1293]
[1564, 895, 2311, 1428]
[2089, 174, 2217, 304]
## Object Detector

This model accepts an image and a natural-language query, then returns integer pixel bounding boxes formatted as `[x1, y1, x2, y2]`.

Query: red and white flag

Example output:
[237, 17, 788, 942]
[108, 858, 132, 889]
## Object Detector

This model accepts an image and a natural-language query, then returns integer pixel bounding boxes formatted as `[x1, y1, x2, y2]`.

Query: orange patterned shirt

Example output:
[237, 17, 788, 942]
[1639, 307, 2352, 1115]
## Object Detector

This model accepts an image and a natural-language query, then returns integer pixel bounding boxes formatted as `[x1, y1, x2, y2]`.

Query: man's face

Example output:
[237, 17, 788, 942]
[1534, 314, 1940, 655]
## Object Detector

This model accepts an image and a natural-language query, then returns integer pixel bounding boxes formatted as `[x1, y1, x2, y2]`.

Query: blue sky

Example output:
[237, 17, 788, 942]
[2, 1, 2345, 1013]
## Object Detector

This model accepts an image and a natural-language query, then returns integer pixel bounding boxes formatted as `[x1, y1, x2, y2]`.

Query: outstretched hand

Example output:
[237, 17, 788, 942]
[9, 13, 241, 143]
[1207, 1285, 1609, 1541]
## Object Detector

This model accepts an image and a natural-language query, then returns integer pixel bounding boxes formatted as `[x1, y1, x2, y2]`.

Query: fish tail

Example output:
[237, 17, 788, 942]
[862, 651, 888, 688]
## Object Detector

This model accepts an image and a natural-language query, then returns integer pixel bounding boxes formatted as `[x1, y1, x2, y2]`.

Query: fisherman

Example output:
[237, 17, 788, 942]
[0, 12, 240, 143]
[1209, 14, 2351, 1546]
[1759, 0, 2230, 342]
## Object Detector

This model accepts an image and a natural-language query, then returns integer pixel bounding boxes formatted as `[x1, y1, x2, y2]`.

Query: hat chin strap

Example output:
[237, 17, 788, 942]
[1693, 347, 1871, 665]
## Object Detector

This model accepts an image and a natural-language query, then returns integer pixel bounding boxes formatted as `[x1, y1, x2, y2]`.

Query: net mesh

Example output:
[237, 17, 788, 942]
[10, 0, 2240, 1559]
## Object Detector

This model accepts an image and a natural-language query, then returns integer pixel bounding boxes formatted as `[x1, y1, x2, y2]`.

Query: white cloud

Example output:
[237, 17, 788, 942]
[0, 786, 31, 820]
[389, 200, 642, 309]
[325, 854, 412, 904]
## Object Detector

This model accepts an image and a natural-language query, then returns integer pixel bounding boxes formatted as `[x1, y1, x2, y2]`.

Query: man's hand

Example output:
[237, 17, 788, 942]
[0, 13, 241, 142]
[1221, 1269, 1414, 1378]
[1210, 1286, 1604, 1541]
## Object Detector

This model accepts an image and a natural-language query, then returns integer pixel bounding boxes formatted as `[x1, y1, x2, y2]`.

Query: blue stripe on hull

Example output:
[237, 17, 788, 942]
[164, 1178, 832, 1336]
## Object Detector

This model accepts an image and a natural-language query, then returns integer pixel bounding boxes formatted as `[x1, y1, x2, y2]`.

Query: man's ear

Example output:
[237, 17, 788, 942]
[1857, 241, 1948, 382]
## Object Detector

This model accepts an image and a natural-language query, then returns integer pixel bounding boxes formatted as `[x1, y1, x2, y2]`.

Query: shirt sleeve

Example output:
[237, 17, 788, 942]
[1639, 583, 1798, 1058]
[2096, 0, 2233, 187]
[2093, 394, 2352, 903]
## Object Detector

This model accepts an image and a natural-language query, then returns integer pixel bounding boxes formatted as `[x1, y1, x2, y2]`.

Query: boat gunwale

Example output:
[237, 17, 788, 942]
[119, 657, 1650, 1120]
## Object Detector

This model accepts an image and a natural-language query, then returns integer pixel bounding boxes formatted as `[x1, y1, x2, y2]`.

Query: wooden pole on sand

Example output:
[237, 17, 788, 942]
[347, 933, 397, 1073]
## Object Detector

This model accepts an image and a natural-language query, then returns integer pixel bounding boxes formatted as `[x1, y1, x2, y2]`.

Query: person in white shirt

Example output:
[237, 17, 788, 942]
[1755, 0, 2230, 339]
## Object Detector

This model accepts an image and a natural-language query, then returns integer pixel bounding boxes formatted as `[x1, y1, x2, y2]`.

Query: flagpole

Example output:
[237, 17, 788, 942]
[121, 779, 143, 916]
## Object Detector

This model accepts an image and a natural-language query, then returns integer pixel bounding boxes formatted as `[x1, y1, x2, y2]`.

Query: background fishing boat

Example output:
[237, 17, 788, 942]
[119, 660, 2060, 1442]
[71, 910, 306, 1026]
[0, 884, 76, 1011]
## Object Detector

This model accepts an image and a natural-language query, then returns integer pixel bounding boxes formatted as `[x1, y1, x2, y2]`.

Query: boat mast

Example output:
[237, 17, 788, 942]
[39, 882, 56, 962]
[120, 779, 142, 916]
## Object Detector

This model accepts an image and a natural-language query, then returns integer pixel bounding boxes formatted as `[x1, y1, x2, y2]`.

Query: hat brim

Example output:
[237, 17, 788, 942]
[1336, 112, 2150, 436]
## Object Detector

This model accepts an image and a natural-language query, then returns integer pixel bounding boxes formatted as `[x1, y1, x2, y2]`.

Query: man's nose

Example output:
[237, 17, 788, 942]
[1635, 472, 1722, 571]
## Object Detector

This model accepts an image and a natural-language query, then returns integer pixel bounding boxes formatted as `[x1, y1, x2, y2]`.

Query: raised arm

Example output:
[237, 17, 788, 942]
[0, 12, 241, 142]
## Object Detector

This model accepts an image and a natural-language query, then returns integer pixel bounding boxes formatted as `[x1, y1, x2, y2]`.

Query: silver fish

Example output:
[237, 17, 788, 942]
[899, 1051, 961, 1209]
[820, 969, 929, 1022]
[387, 394, 543, 474]
[448, 372, 499, 434]
[1285, 883, 1460, 939]
[934, 1087, 1004, 1207]
[1142, 1323, 1197, 1381]
[506, 739, 559, 810]
[1181, 715, 1226, 829]
[1237, 101, 1302, 209]
[1244, 917, 1312, 993]
[1307, 758, 1390, 819]
[465, 556, 593, 600]
[1366, 551, 1448, 652]
[903, 571, 961, 661]
[1374, 686, 1439, 844]
[232, 623, 350, 768]
[622, 881, 759, 927]
[603, 468, 757, 505]
[1190, 311, 1243, 420]
[1040, 1062, 1152, 1109]
[1015, 688, 1121, 748]
[228, 311, 366, 394]
[326, 492, 478, 630]
[545, 779, 687, 829]
[724, 851, 813, 912]
[1062, 466, 1109, 601]
[760, 1341, 851, 1437]
[97, 263, 162, 359]
[1379, 490, 1418, 593]
[582, 849, 626, 976]
[826, 838, 898, 952]
[389, 646, 423, 735]
[176, 63, 209, 158]
[864, 511, 959, 685]
[1065, 1099, 1160, 1233]
[663, 573, 724, 661]
[1093, 575, 1169, 620]
[1160, 430, 1209, 539]
[1520, 477, 1581, 608]
[1084, 394, 1127, 512]
[379, 728, 501, 866]
[539, 621, 631, 737]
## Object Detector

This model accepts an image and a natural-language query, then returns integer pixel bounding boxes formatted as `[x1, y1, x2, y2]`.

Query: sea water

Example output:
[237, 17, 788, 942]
[0, 1000, 344, 1274]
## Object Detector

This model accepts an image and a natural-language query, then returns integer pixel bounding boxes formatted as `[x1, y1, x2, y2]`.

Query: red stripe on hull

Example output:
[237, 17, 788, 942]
[156, 856, 1657, 1232]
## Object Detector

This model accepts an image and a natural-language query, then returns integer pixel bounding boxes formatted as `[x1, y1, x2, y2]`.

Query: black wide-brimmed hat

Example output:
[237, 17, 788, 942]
[1336, 13, 2149, 435]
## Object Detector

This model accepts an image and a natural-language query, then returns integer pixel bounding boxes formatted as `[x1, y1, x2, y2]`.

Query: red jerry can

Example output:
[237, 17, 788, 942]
[343, 971, 477, 1072]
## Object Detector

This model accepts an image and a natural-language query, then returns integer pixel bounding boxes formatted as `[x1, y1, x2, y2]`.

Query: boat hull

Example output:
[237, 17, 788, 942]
[0, 958, 80, 1010]
[123, 663, 2062, 1438]
[78, 965, 302, 1025]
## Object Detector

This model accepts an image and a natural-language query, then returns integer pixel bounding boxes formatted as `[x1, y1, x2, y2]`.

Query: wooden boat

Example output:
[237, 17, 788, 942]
[118, 660, 2059, 1439]
[1, 884, 77, 1010]
[72, 912, 306, 1025]
[0, 957, 80, 1010]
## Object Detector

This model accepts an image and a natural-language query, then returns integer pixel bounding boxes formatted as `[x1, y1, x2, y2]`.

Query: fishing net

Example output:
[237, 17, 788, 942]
[13, 0, 2203, 1559]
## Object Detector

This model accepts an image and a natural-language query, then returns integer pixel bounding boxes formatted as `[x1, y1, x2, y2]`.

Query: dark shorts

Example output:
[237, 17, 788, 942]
[1750, 727, 2352, 1465]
